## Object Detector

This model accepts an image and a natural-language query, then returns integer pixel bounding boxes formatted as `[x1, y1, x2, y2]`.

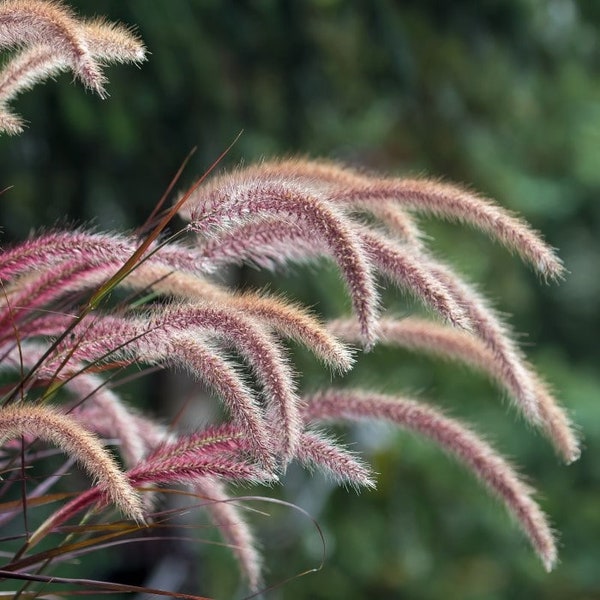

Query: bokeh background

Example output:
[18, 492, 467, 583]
[0, 1, 599, 598]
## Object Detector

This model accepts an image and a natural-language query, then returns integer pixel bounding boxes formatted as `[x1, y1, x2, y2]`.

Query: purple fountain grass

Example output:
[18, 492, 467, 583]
[0, 0, 146, 133]
[24, 418, 369, 557]
[359, 228, 471, 329]
[0, 342, 148, 465]
[296, 429, 375, 489]
[196, 218, 316, 269]
[179, 200, 574, 456]
[73, 402, 265, 589]
[13, 319, 281, 467]
[0, 403, 143, 522]
[0, 160, 575, 580]
[252, 157, 425, 243]
[26, 305, 302, 463]
[27, 431, 276, 553]
[0, 0, 105, 92]
[207, 158, 425, 244]
[128, 432, 272, 486]
[0, 231, 205, 279]
[329, 317, 579, 463]
[332, 176, 564, 280]
[0, 156, 576, 582]
[164, 282, 355, 372]
[0, 230, 353, 371]
[64, 373, 148, 466]
[302, 389, 557, 572]
[193, 219, 470, 330]
[81, 17, 146, 64]
[0, 1, 579, 596]
[420, 256, 578, 455]
[191, 157, 564, 279]
[180, 178, 381, 347]
[0, 18, 145, 116]
[192, 476, 263, 592]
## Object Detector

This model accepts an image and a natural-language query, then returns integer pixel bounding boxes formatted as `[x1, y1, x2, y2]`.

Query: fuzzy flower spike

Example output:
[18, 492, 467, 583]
[0, 0, 146, 133]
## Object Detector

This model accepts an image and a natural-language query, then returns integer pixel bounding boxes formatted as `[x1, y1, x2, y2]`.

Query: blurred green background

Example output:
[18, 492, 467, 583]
[0, 1, 599, 598]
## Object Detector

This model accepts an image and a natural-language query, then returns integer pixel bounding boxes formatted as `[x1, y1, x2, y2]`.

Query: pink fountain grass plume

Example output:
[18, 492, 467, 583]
[374, 243, 576, 461]
[161, 334, 275, 467]
[123, 268, 355, 373]
[329, 317, 580, 463]
[420, 255, 562, 439]
[204, 158, 424, 245]
[194, 219, 470, 331]
[531, 382, 581, 464]
[331, 176, 564, 281]
[0, 231, 135, 277]
[146, 305, 301, 463]
[0, 403, 143, 522]
[30, 428, 276, 549]
[193, 476, 264, 592]
[81, 17, 146, 64]
[296, 430, 375, 489]
[79, 407, 265, 590]
[194, 158, 565, 282]
[0, 18, 145, 115]
[30, 404, 373, 588]
[39, 396, 266, 589]
[0, 230, 202, 281]
[3, 228, 361, 364]
[65, 373, 147, 467]
[30, 304, 301, 464]
[174, 285, 355, 373]
[71, 405, 271, 591]
[0, 341, 148, 466]
[303, 389, 558, 572]
[225, 292, 354, 372]
[266, 159, 425, 245]
[140, 423, 256, 465]
[180, 178, 381, 347]
[36, 403, 266, 590]
[0, 102, 574, 585]
[75, 405, 170, 515]
[195, 218, 314, 270]
[359, 229, 471, 330]
[0, 234, 353, 372]
[223, 158, 565, 279]
[0, 233, 214, 332]
[151, 307, 301, 464]
[114, 264, 356, 372]
[0, 45, 64, 133]
[22, 314, 276, 466]
[0, 1, 146, 133]
[0, 262, 99, 330]
[0, 0, 104, 94]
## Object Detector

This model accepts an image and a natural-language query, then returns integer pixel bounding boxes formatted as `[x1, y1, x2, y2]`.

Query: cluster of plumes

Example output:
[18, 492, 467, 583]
[0, 1, 579, 594]
[0, 159, 579, 588]
[0, 0, 146, 134]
